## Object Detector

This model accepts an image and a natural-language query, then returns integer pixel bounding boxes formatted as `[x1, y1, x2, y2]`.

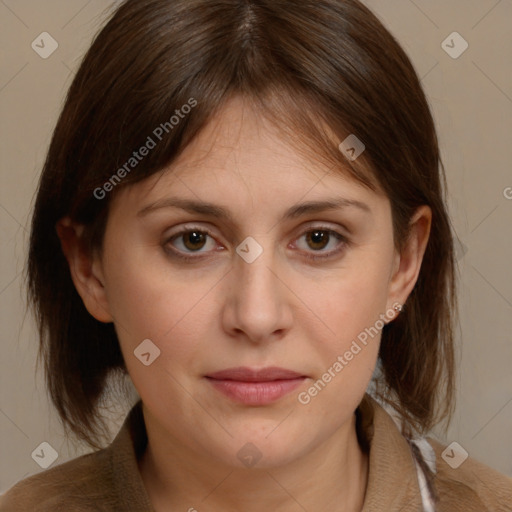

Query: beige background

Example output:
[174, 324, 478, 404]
[1, 0, 511, 494]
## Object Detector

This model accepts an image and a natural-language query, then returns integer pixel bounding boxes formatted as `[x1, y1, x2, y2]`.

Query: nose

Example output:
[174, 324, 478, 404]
[221, 237, 294, 344]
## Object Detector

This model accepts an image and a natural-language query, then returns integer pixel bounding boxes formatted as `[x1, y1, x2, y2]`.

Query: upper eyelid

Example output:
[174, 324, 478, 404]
[166, 221, 347, 239]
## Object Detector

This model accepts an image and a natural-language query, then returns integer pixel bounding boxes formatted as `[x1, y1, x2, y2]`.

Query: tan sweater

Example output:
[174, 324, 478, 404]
[1, 394, 511, 511]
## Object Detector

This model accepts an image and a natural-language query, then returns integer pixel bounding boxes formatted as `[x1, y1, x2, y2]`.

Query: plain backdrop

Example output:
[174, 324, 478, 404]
[1, 0, 511, 494]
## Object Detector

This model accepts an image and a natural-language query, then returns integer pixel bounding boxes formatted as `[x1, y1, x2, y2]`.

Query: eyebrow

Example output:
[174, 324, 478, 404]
[137, 196, 372, 222]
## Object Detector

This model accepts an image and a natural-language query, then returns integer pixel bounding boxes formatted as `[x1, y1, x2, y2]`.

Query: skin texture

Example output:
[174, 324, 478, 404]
[57, 97, 431, 512]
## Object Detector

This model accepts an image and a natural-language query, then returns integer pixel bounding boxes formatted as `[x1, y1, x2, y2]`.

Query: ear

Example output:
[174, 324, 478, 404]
[387, 205, 432, 313]
[55, 217, 113, 323]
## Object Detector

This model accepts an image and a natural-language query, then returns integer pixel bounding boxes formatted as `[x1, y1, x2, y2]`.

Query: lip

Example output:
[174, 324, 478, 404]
[205, 366, 307, 405]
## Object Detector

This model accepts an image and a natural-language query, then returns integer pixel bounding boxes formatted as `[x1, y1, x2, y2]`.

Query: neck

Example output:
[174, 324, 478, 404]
[139, 411, 369, 512]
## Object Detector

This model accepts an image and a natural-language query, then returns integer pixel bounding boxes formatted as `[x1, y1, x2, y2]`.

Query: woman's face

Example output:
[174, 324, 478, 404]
[94, 97, 406, 468]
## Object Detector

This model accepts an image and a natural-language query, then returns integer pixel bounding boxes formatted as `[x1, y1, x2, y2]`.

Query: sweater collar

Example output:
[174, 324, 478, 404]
[358, 394, 424, 511]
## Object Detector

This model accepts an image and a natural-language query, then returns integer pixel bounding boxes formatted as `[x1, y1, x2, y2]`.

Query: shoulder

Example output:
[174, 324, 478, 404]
[0, 401, 152, 512]
[427, 437, 512, 512]
[0, 446, 114, 512]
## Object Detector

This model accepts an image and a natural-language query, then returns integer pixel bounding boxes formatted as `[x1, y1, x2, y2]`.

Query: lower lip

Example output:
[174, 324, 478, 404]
[206, 377, 306, 405]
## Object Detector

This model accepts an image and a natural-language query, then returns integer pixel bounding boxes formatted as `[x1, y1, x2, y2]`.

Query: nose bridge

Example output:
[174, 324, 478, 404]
[236, 234, 280, 304]
[225, 234, 292, 341]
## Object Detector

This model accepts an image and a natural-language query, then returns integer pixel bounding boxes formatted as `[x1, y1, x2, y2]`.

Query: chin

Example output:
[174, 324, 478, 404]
[214, 429, 310, 470]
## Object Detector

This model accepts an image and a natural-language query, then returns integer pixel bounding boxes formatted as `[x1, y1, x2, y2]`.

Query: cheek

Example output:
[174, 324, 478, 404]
[310, 256, 392, 343]
[103, 255, 217, 410]
[298, 248, 393, 398]
[295, 270, 388, 425]
[101, 237, 220, 356]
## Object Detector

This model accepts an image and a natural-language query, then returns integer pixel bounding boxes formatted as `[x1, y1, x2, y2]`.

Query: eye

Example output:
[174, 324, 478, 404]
[165, 227, 219, 260]
[294, 227, 348, 261]
[164, 225, 348, 262]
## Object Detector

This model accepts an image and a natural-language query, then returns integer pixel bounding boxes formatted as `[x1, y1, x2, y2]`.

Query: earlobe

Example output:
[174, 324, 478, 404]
[55, 217, 113, 323]
[387, 205, 432, 311]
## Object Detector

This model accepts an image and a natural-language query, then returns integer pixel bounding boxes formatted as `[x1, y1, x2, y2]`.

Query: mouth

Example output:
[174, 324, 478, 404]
[205, 366, 307, 406]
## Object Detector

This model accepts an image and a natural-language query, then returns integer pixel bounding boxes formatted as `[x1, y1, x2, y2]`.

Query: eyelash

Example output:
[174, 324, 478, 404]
[164, 225, 349, 263]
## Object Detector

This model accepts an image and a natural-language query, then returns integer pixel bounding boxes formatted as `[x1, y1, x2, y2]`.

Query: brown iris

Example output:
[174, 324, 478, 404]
[306, 230, 329, 250]
[182, 231, 207, 251]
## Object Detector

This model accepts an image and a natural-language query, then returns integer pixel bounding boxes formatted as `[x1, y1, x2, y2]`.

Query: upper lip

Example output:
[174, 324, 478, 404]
[205, 366, 305, 382]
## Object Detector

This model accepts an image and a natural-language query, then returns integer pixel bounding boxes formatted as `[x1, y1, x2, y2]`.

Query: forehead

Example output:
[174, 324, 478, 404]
[111, 97, 387, 215]
[164, 97, 331, 184]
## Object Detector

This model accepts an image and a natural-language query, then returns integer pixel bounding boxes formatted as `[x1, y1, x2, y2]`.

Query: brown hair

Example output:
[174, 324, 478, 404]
[27, 0, 456, 448]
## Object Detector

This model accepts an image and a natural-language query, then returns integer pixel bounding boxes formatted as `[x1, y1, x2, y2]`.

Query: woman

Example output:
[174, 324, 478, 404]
[1, 0, 511, 510]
